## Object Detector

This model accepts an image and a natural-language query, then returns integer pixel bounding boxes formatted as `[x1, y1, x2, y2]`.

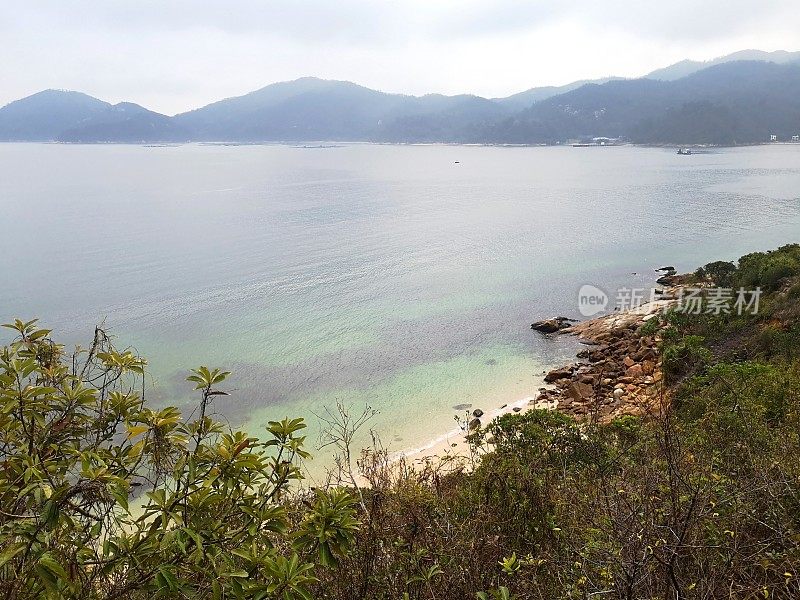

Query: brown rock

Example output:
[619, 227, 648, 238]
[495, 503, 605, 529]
[544, 366, 574, 383]
[642, 360, 654, 375]
[623, 355, 635, 368]
[639, 348, 657, 361]
[567, 381, 594, 402]
[626, 364, 643, 378]
[531, 317, 576, 333]
[588, 350, 607, 362]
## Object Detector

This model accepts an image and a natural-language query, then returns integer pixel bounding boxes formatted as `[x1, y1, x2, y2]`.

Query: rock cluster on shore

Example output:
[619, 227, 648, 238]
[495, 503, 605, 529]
[531, 286, 682, 422]
[536, 321, 663, 420]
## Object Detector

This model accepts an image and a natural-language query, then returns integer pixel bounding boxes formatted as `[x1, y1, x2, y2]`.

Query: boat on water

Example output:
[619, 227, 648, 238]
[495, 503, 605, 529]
[677, 148, 692, 155]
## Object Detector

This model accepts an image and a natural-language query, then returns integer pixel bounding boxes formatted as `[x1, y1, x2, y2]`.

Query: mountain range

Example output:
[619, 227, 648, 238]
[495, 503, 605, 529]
[1, 50, 799, 146]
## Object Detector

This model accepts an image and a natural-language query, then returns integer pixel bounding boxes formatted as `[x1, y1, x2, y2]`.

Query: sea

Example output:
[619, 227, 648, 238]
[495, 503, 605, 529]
[1, 142, 798, 476]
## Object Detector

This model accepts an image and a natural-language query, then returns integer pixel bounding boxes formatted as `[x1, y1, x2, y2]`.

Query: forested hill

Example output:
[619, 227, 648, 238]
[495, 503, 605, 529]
[1, 58, 799, 145]
[485, 61, 800, 145]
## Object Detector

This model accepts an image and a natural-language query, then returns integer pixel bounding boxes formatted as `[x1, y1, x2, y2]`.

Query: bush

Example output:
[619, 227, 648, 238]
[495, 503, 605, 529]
[0, 319, 359, 599]
[662, 334, 712, 381]
[737, 244, 800, 290]
[700, 260, 736, 286]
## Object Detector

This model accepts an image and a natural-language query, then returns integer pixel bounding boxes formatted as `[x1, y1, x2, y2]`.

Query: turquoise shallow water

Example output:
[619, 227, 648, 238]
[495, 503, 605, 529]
[1, 143, 799, 475]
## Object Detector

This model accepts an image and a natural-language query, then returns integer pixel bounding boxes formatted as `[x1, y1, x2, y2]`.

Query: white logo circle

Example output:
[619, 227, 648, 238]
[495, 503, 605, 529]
[577, 284, 608, 317]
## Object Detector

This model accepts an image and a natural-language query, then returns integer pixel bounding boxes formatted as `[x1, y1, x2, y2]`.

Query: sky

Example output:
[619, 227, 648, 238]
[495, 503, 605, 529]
[1, 1, 798, 115]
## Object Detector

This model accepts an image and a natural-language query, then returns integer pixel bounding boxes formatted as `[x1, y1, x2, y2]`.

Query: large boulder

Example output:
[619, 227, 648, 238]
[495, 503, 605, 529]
[567, 381, 595, 402]
[544, 365, 575, 383]
[531, 316, 576, 334]
[656, 274, 678, 286]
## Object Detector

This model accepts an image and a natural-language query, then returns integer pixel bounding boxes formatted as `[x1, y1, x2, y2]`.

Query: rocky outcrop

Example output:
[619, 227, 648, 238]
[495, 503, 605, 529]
[530, 281, 685, 423]
[656, 273, 678, 286]
[534, 321, 666, 421]
[531, 316, 577, 334]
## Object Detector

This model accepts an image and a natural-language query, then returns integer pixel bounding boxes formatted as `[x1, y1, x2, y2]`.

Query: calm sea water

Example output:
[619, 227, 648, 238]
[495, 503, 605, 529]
[1, 143, 799, 472]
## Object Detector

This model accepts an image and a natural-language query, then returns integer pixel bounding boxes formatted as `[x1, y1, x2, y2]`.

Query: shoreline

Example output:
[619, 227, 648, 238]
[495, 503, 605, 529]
[393, 383, 559, 468]
[0, 140, 792, 150]
[394, 276, 688, 468]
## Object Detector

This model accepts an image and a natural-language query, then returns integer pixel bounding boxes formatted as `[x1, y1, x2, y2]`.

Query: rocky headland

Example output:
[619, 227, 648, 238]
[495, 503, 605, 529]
[531, 273, 695, 422]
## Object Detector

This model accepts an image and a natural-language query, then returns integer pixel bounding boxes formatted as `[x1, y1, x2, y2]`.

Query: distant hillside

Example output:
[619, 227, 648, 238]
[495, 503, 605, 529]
[485, 61, 800, 145]
[494, 77, 623, 111]
[0, 91, 189, 142]
[362, 93, 508, 143]
[174, 77, 509, 142]
[0, 90, 109, 141]
[174, 78, 399, 141]
[2, 51, 800, 146]
[60, 102, 190, 143]
[645, 49, 800, 81]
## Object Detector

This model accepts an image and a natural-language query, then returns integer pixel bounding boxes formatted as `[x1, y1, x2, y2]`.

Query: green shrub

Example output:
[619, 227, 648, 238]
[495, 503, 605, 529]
[737, 244, 800, 290]
[701, 260, 736, 286]
[662, 334, 712, 381]
[0, 319, 359, 599]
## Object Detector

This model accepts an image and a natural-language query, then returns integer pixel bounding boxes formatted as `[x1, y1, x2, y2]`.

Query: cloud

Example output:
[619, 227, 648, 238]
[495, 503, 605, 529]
[10, 0, 797, 43]
[0, 0, 798, 114]
[432, 0, 798, 42]
[2, 1, 414, 44]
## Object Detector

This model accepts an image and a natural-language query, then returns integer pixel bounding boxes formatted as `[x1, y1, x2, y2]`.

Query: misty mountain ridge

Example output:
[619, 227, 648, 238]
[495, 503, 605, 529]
[644, 49, 800, 81]
[1, 49, 799, 145]
[0, 90, 184, 143]
[174, 77, 510, 142]
[493, 77, 624, 111]
[485, 60, 800, 145]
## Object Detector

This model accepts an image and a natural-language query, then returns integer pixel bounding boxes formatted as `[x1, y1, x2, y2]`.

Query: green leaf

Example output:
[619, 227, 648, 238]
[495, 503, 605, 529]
[222, 569, 249, 578]
[0, 543, 26, 568]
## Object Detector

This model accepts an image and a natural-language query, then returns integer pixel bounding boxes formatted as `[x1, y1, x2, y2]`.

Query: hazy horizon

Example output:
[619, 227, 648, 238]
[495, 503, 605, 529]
[3, 1, 799, 114]
[5, 48, 800, 117]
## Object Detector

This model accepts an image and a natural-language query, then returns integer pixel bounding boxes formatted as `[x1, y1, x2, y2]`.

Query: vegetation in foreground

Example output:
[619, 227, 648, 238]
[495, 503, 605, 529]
[3, 243, 800, 599]
[0, 322, 358, 599]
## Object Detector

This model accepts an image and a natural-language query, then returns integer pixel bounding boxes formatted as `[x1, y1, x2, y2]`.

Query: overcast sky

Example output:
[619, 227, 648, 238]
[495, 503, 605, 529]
[2, 1, 798, 115]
